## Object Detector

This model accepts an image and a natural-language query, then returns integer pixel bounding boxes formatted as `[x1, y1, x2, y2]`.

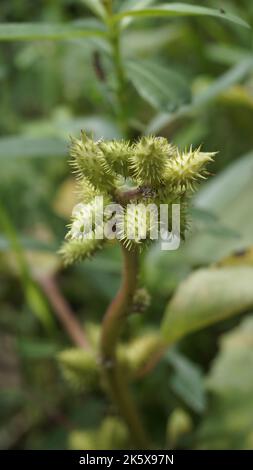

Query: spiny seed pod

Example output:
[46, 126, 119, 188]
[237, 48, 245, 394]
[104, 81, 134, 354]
[132, 288, 151, 314]
[99, 139, 133, 178]
[118, 203, 159, 250]
[165, 147, 216, 192]
[59, 238, 104, 266]
[130, 136, 175, 186]
[60, 133, 216, 261]
[159, 196, 190, 242]
[76, 177, 102, 204]
[70, 131, 115, 193]
[58, 348, 100, 392]
[66, 195, 112, 243]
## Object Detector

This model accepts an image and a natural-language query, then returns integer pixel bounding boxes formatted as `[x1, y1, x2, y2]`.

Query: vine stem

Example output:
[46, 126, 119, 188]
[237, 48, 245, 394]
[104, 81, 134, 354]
[100, 245, 150, 448]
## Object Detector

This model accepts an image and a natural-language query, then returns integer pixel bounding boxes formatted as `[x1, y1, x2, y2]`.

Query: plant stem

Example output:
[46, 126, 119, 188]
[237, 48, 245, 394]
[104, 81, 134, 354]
[100, 245, 150, 448]
[103, 0, 113, 15]
[101, 4, 147, 446]
[107, 15, 129, 137]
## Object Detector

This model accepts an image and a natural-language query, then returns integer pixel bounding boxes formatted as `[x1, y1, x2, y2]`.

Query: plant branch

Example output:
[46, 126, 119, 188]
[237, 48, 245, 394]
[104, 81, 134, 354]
[37, 274, 90, 351]
[100, 245, 150, 448]
[103, 0, 113, 15]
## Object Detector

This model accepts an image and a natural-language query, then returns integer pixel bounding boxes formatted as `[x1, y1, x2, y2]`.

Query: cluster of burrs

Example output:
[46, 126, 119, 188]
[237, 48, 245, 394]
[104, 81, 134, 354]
[60, 132, 215, 265]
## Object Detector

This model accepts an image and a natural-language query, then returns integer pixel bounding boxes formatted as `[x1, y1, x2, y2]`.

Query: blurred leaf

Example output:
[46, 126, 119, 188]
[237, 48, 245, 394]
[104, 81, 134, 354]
[196, 316, 253, 449]
[206, 44, 252, 66]
[216, 246, 253, 268]
[190, 207, 240, 240]
[0, 116, 121, 160]
[173, 120, 208, 149]
[166, 350, 206, 413]
[0, 235, 57, 253]
[119, 0, 156, 12]
[115, 3, 250, 29]
[48, 115, 122, 140]
[207, 316, 253, 396]
[147, 58, 253, 133]
[0, 19, 106, 41]
[18, 339, 59, 359]
[0, 202, 29, 281]
[119, 0, 157, 28]
[0, 389, 26, 412]
[126, 59, 191, 112]
[194, 59, 253, 107]
[162, 267, 253, 344]
[186, 151, 253, 264]
[143, 202, 240, 297]
[122, 25, 180, 57]
[0, 202, 55, 333]
[190, 207, 218, 225]
[0, 136, 66, 159]
[25, 282, 55, 333]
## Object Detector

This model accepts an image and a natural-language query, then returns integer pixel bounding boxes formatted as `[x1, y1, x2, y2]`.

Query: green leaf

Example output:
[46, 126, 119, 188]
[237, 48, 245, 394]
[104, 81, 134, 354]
[0, 202, 55, 333]
[119, 0, 156, 12]
[206, 44, 252, 67]
[190, 207, 240, 240]
[196, 316, 253, 449]
[0, 116, 121, 160]
[0, 19, 106, 42]
[115, 3, 250, 29]
[162, 267, 253, 344]
[18, 339, 59, 359]
[147, 58, 253, 133]
[167, 350, 206, 413]
[0, 235, 57, 252]
[126, 59, 191, 112]
[186, 151, 253, 264]
[122, 25, 179, 57]
[80, 0, 106, 19]
[207, 316, 253, 396]
[119, 0, 157, 28]
[194, 58, 253, 107]
[0, 136, 66, 159]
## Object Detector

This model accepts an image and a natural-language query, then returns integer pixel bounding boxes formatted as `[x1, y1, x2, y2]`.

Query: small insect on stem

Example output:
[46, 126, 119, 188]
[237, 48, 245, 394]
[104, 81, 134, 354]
[93, 51, 106, 82]
[219, 8, 226, 14]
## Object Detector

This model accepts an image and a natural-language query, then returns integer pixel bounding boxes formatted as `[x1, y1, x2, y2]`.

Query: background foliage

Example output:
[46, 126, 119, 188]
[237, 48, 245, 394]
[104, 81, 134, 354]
[0, 0, 253, 449]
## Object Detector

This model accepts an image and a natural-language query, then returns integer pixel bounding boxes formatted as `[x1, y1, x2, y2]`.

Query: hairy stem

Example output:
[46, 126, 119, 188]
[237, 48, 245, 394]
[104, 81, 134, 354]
[100, 245, 149, 448]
